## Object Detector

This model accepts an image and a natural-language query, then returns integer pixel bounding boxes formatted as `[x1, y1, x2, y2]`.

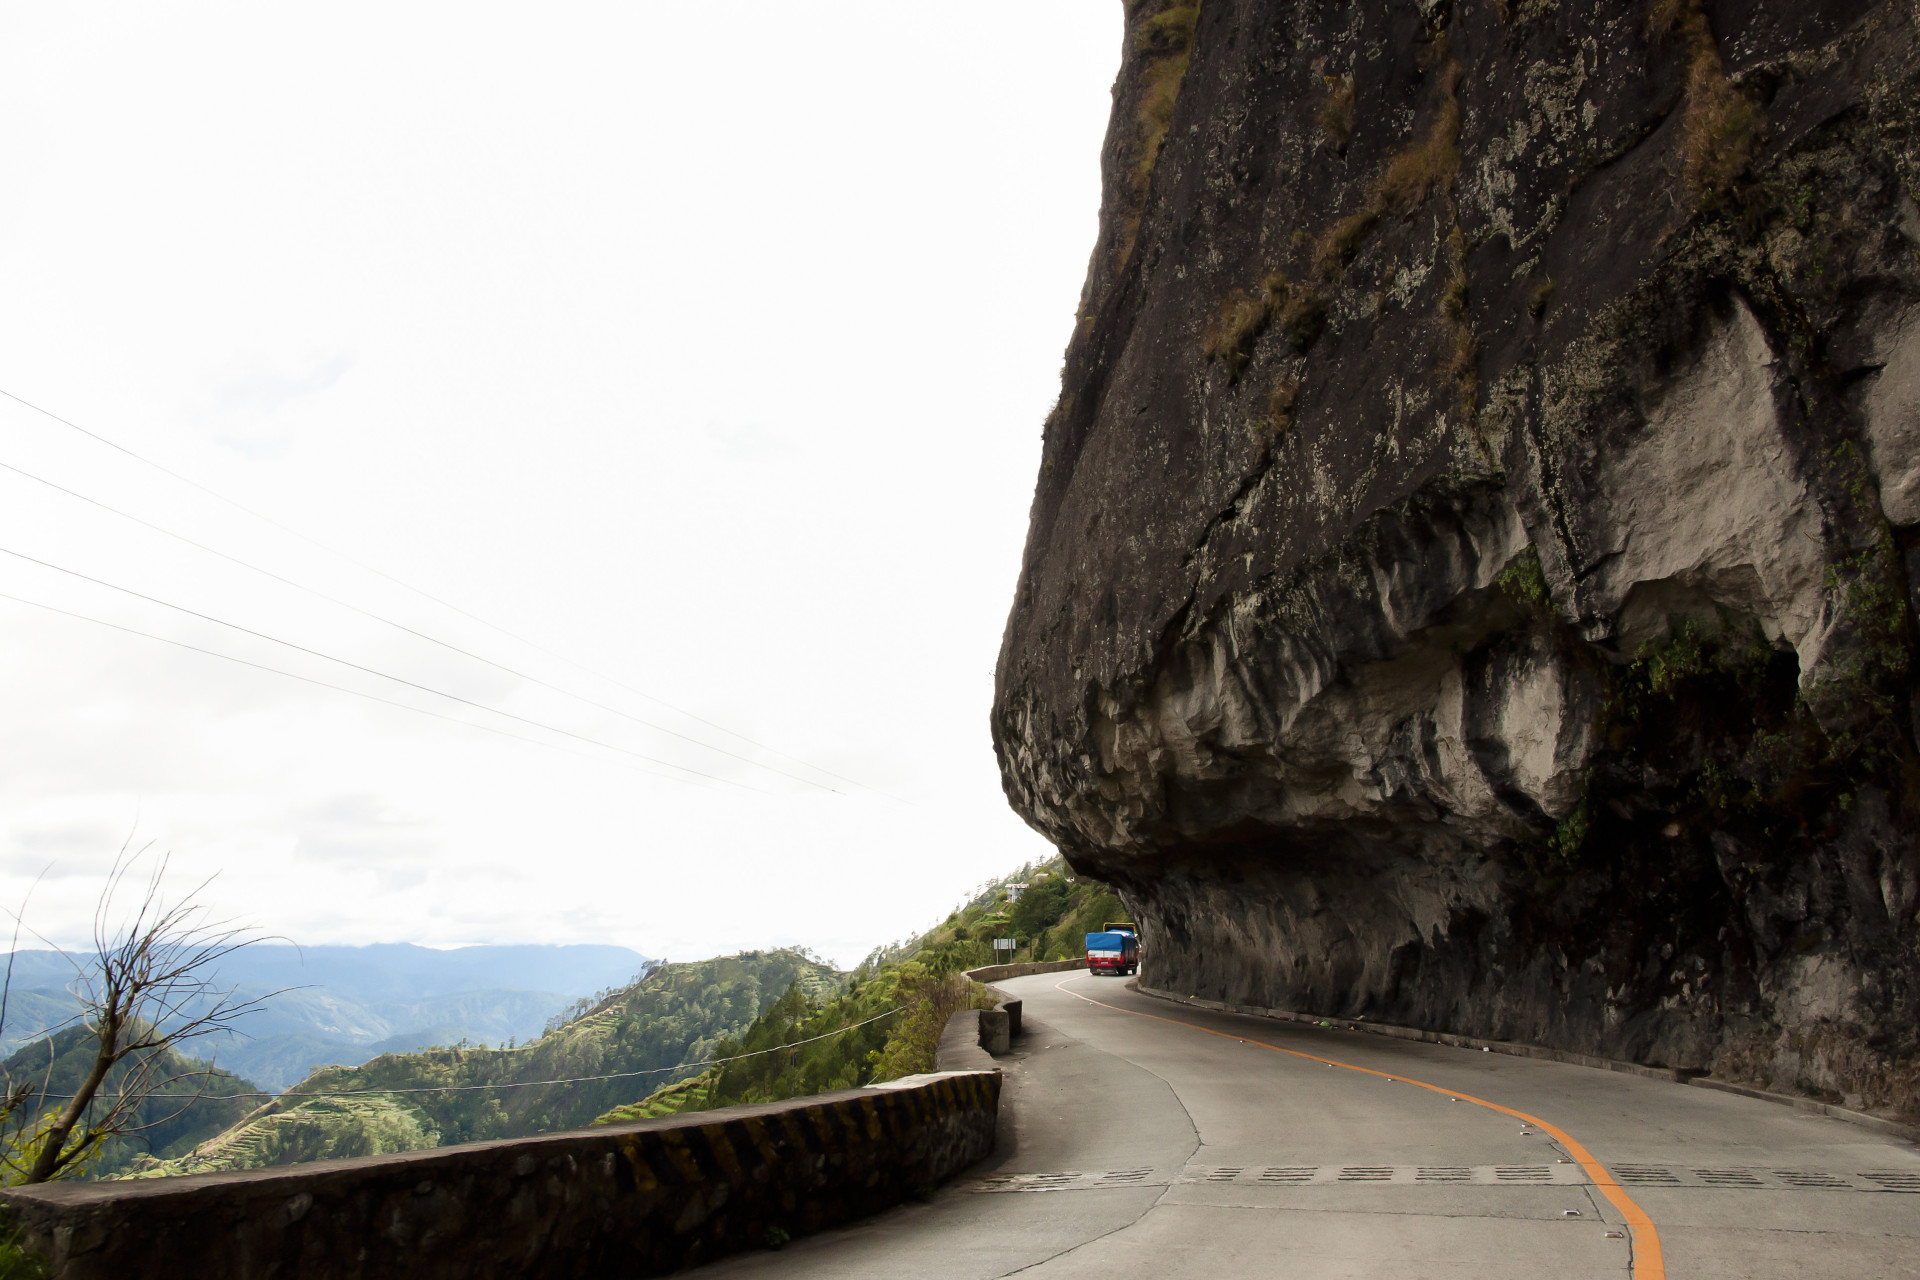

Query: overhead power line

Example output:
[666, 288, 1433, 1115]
[0, 590, 715, 789]
[0, 385, 883, 798]
[0, 543, 758, 791]
[0, 455, 839, 795]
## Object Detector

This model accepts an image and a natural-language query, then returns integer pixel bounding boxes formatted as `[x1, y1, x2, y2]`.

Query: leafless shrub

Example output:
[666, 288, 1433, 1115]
[0, 843, 276, 1183]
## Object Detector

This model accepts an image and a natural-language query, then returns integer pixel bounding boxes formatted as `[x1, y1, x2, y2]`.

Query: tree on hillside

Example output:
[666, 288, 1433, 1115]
[1008, 876, 1071, 942]
[870, 957, 994, 1080]
[0, 1028, 264, 1180]
[1, 847, 273, 1183]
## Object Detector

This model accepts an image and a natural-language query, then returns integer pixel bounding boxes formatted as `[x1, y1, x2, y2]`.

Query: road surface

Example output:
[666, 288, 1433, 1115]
[697, 971, 1920, 1279]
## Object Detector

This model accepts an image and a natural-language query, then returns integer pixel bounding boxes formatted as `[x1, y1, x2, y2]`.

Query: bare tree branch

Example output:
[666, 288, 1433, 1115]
[3, 841, 276, 1184]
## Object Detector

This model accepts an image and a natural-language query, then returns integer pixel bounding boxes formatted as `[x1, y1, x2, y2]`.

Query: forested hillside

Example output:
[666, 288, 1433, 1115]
[0, 1027, 264, 1180]
[599, 855, 1112, 1123]
[114, 857, 1118, 1177]
[857, 856, 1125, 971]
[121, 949, 839, 1177]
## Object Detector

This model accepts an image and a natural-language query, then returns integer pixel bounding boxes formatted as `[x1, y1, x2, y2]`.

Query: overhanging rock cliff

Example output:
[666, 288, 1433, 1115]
[992, 0, 1920, 1114]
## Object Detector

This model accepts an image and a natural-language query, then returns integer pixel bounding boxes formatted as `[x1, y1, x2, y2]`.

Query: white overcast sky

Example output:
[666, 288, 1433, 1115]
[0, 2, 1118, 968]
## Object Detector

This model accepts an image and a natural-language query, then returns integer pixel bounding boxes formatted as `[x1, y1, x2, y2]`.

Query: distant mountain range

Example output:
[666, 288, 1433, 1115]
[1, 943, 653, 1090]
[123, 949, 845, 1178]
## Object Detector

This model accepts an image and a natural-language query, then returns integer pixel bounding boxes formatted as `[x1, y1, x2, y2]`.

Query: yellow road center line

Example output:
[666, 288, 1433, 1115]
[1054, 975, 1665, 1280]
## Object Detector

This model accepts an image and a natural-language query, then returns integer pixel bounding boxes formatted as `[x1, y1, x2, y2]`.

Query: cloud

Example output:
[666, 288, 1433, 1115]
[199, 351, 355, 458]
[290, 793, 437, 891]
[702, 420, 791, 461]
[0, 803, 143, 883]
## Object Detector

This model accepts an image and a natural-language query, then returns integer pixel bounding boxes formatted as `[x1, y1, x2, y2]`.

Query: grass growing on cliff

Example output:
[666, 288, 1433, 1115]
[1313, 64, 1461, 280]
[1203, 272, 1327, 378]
[1206, 286, 1275, 376]
[1317, 74, 1355, 151]
[1528, 277, 1555, 316]
[1650, 0, 1764, 201]
[1125, 2, 1201, 239]
[1440, 225, 1476, 410]
[1269, 378, 1300, 433]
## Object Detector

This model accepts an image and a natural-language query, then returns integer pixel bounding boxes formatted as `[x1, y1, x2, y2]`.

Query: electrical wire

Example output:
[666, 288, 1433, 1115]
[0, 385, 886, 798]
[0, 590, 712, 788]
[25, 1006, 907, 1102]
[0, 455, 842, 794]
[0, 543, 760, 791]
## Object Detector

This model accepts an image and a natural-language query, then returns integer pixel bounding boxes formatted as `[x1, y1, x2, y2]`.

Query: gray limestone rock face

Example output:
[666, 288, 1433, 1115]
[993, 0, 1920, 1115]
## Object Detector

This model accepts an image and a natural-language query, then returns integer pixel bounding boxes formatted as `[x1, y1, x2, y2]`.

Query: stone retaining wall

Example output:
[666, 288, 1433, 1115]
[0, 1071, 1000, 1280]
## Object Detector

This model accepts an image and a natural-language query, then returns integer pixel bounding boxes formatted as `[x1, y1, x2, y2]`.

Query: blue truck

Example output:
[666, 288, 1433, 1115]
[1085, 923, 1139, 976]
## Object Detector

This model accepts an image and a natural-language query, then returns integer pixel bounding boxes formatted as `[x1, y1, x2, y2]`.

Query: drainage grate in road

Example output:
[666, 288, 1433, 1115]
[1607, 1166, 1919, 1192]
[1614, 1166, 1683, 1186]
[1495, 1167, 1553, 1182]
[973, 1164, 1920, 1194]
[1258, 1167, 1316, 1184]
[976, 1171, 1086, 1192]
[1860, 1173, 1920, 1193]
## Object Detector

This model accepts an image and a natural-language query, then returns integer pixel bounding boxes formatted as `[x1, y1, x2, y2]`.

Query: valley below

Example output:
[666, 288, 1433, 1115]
[0, 858, 1107, 1181]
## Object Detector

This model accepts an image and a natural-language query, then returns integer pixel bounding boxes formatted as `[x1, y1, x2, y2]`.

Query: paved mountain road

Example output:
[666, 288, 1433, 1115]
[696, 972, 1920, 1279]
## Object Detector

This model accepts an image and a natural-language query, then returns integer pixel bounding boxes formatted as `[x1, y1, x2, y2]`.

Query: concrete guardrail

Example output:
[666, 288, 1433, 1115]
[0, 1070, 1000, 1280]
[964, 957, 1086, 1053]
[0, 961, 1078, 1276]
[963, 957, 1088, 985]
